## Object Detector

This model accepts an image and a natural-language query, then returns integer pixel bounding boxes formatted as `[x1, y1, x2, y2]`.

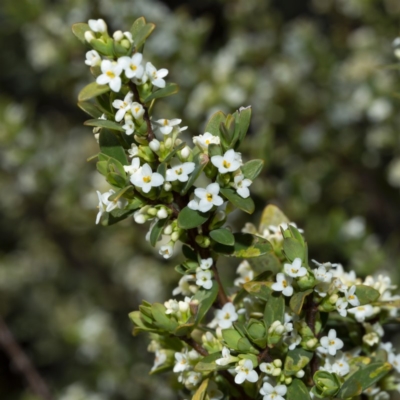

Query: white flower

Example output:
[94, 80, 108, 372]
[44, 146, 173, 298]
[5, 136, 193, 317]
[146, 62, 168, 88]
[118, 53, 144, 79]
[127, 143, 139, 157]
[215, 302, 238, 329]
[96, 60, 123, 92]
[272, 273, 294, 297]
[233, 174, 252, 198]
[188, 183, 224, 213]
[318, 329, 344, 356]
[193, 132, 220, 150]
[172, 274, 197, 296]
[123, 117, 135, 135]
[173, 351, 189, 373]
[284, 258, 307, 278]
[345, 285, 360, 307]
[234, 359, 258, 384]
[166, 161, 195, 182]
[160, 244, 174, 259]
[313, 265, 333, 283]
[151, 350, 167, 371]
[95, 190, 108, 224]
[124, 157, 140, 175]
[348, 305, 375, 322]
[216, 347, 236, 366]
[130, 164, 164, 193]
[88, 19, 107, 33]
[234, 260, 254, 286]
[131, 102, 145, 119]
[322, 352, 350, 377]
[388, 352, 400, 373]
[363, 332, 380, 346]
[335, 297, 348, 317]
[164, 299, 179, 315]
[211, 149, 242, 174]
[287, 330, 302, 350]
[85, 50, 101, 67]
[155, 118, 182, 135]
[200, 258, 213, 270]
[112, 92, 133, 122]
[196, 268, 213, 290]
[185, 371, 202, 390]
[132, 71, 148, 86]
[259, 382, 287, 400]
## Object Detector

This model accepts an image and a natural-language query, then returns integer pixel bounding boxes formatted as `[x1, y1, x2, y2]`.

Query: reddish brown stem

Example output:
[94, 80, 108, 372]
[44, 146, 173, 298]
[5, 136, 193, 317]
[0, 317, 53, 400]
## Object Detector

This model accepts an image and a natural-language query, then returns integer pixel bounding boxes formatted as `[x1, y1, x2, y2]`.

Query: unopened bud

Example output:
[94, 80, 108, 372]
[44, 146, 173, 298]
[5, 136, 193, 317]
[163, 224, 173, 235]
[165, 138, 172, 149]
[178, 301, 189, 313]
[163, 182, 172, 191]
[329, 294, 339, 304]
[134, 213, 146, 224]
[272, 368, 281, 377]
[148, 207, 157, 216]
[181, 146, 191, 159]
[306, 338, 318, 349]
[84, 31, 96, 43]
[149, 139, 160, 152]
[157, 208, 168, 219]
[113, 30, 124, 41]
[273, 359, 282, 368]
[285, 377, 292, 385]
[171, 231, 180, 242]
[121, 39, 131, 49]
[175, 138, 182, 146]
[96, 19, 107, 33]
[295, 370, 305, 378]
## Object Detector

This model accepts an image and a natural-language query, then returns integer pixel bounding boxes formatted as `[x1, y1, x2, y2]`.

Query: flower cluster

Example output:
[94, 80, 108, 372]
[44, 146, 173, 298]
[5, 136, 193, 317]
[75, 17, 400, 400]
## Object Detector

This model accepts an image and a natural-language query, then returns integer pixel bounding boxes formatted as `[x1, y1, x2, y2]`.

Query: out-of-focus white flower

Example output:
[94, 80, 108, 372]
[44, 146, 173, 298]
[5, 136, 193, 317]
[151, 350, 167, 371]
[146, 62, 168, 88]
[85, 50, 101, 67]
[131, 102, 145, 120]
[195, 268, 213, 290]
[88, 19, 107, 33]
[215, 347, 237, 366]
[348, 304, 375, 322]
[345, 285, 360, 307]
[259, 382, 287, 400]
[193, 132, 220, 150]
[155, 118, 182, 135]
[335, 297, 348, 317]
[173, 350, 189, 373]
[123, 117, 135, 135]
[200, 258, 213, 270]
[159, 244, 174, 259]
[166, 161, 195, 182]
[234, 260, 254, 286]
[123, 157, 140, 175]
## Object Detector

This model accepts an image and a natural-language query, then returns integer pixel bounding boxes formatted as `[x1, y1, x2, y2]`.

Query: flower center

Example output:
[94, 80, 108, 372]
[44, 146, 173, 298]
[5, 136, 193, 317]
[329, 340, 335, 346]
[206, 193, 213, 202]
[176, 168, 183, 175]
[130, 64, 137, 70]
[163, 119, 169, 125]
[106, 71, 115, 78]
[223, 160, 231, 169]
[143, 176, 151, 183]
[282, 280, 287, 288]
[224, 313, 231, 320]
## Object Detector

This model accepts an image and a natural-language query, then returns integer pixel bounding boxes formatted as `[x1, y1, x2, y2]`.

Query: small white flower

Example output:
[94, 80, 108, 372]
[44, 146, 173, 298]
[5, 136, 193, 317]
[234, 260, 254, 286]
[160, 244, 174, 259]
[112, 92, 133, 122]
[96, 60, 123, 92]
[200, 258, 213, 270]
[345, 285, 360, 307]
[172, 274, 197, 296]
[85, 50, 101, 67]
[196, 268, 213, 290]
[95, 190, 108, 224]
[151, 350, 167, 371]
[166, 160, 195, 182]
[287, 329, 302, 350]
[233, 174, 252, 198]
[124, 157, 140, 175]
[211, 149, 242, 174]
[88, 19, 107, 33]
[193, 132, 220, 150]
[388, 352, 400, 373]
[155, 118, 182, 135]
[322, 352, 350, 377]
[131, 102, 145, 119]
[284, 258, 307, 278]
[363, 332, 380, 346]
[216, 347, 236, 366]
[335, 297, 348, 317]
[130, 164, 164, 193]
[318, 329, 344, 356]
[185, 371, 202, 390]
[132, 71, 148, 86]
[127, 143, 139, 157]
[164, 299, 179, 314]
[215, 302, 238, 329]
[272, 273, 294, 297]
[181, 146, 191, 159]
[348, 304, 375, 322]
[234, 359, 258, 384]
[146, 62, 168, 88]
[123, 117, 135, 135]
[259, 382, 287, 400]
[173, 350, 189, 373]
[313, 265, 333, 283]
[118, 53, 144, 79]
[188, 183, 224, 213]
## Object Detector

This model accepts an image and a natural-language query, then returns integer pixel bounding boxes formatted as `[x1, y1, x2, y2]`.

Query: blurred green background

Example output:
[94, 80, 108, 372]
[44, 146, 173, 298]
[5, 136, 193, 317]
[1, 0, 400, 399]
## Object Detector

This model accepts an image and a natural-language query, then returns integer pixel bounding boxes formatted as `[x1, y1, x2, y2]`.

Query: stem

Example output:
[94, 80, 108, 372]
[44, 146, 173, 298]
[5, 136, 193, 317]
[305, 296, 319, 379]
[257, 346, 272, 364]
[0, 317, 53, 400]
[128, 81, 155, 142]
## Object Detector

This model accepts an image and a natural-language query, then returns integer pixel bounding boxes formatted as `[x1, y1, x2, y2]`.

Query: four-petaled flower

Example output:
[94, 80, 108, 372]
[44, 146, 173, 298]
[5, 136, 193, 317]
[345, 285, 360, 307]
[200, 258, 213, 270]
[215, 347, 236, 366]
[234, 359, 258, 384]
[146, 62, 168, 88]
[96, 60, 123, 92]
[272, 273, 294, 297]
[211, 149, 242, 174]
[283, 257, 307, 278]
[166, 161, 195, 182]
[118, 53, 144, 79]
[215, 302, 238, 329]
[112, 92, 133, 122]
[318, 329, 344, 356]
[131, 102, 145, 119]
[348, 304, 375, 322]
[259, 382, 287, 400]
[173, 350, 189, 373]
[85, 50, 101, 67]
[130, 163, 164, 193]
[155, 118, 182, 135]
[188, 183, 224, 213]
[193, 132, 220, 150]
[196, 268, 213, 290]
[233, 174, 252, 198]
[159, 244, 174, 259]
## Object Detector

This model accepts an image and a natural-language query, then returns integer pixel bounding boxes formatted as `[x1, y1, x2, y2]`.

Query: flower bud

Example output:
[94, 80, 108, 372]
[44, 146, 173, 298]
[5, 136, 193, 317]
[149, 139, 160, 152]
[306, 338, 318, 349]
[329, 294, 339, 304]
[179, 301, 189, 313]
[171, 231, 180, 242]
[181, 146, 191, 159]
[84, 31, 96, 43]
[165, 138, 172, 149]
[296, 370, 305, 378]
[163, 224, 173, 235]
[273, 359, 282, 368]
[113, 30, 124, 41]
[163, 182, 172, 191]
[121, 39, 131, 49]
[96, 19, 107, 33]
[157, 208, 168, 219]
[134, 212, 146, 224]
[175, 138, 182, 146]
[272, 368, 281, 377]
[285, 377, 292, 385]
[148, 207, 157, 216]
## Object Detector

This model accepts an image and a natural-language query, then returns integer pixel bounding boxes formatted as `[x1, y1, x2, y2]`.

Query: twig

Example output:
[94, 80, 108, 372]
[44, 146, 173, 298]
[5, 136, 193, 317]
[128, 81, 155, 142]
[257, 346, 272, 364]
[305, 296, 320, 380]
[0, 316, 53, 400]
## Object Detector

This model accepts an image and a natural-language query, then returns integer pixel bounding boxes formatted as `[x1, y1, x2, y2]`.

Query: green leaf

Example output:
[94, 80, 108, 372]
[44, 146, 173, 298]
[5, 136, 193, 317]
[106, 172, 126, 188]
[96, 160, 108, 176]
[192, 378, 209, 400]
[182, 245, 197, 261]
[134, 22, 155, 50]
[283, 237, 305, 262]
[192, 282, 218, 324]
[209, 228, 235, 246]
[247, 253, 282, 275]
[77, 101, 102, 118]
[220, 187, 254, 214]
[284, 348, 313, 375]
[102, 200, 144, 226]
[71, 23, 90, 43]
[259, 204, 289, 233]
[108, 186, 134, 202]
[204, 111, 226, 138]
[243, 281, 273, 301]
[150, 218, 169, 247]
[208, 143, 222, 157]
[236, 106, 251, 147]
[177, 207, 209, 230]
[84, 119, 124, 132]
[78, 82, 110, 102]
[222, 329, 244, 350]
[264, 293, 285, 330]
[99, 130, 128, 166]
[144, 83, 179, 103]
[233, 233, 273, 258]
[130, 17, 146, 41]
[151, 303, 179, 332]
[194, 353, 226, 372]
[287, 379, 311, 400]
[160, 142, 186, 163]
[337, 362, 392, 398]
[290, 289, 313, 315]
[355, 285, 381, 305]
[180, 153, 209, 195]
[241, 159, 264, 181]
